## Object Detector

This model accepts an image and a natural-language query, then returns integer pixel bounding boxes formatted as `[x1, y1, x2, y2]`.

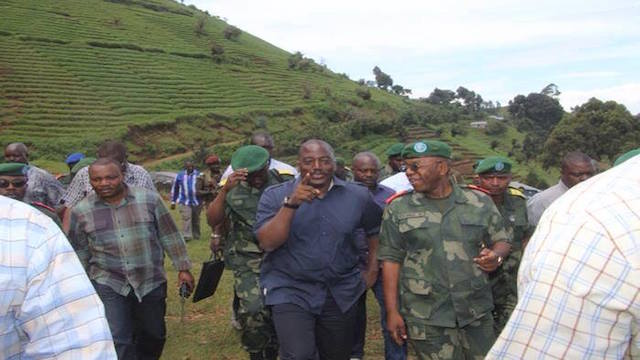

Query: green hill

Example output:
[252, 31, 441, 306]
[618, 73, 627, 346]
[0, 0, 557, 186]
[0, 0, 410, 160]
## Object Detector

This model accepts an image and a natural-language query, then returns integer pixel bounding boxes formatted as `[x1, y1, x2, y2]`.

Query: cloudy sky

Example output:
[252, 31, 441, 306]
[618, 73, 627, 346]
[186, 1, 640, 113]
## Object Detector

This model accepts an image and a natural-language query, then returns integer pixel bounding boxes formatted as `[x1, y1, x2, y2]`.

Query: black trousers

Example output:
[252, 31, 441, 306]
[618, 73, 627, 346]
[94, 282, 167, 360]
[272, 293, 359, 360]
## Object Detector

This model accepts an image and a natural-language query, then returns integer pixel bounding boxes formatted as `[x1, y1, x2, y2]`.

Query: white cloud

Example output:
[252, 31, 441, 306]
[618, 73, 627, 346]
[560, 83, 640, 113]
[559, 71, 622, 79]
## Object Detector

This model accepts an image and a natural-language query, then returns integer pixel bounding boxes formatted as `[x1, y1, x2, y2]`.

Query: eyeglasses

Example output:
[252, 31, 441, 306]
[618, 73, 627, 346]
[0, 179, 27, 188]
[404, 160, 442, 172]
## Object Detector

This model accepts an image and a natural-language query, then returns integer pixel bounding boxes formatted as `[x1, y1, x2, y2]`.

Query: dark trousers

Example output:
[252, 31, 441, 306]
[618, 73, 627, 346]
[351, 293, 367, 358]
[94, 282, 167, 360]
[272, 293, 359, 360]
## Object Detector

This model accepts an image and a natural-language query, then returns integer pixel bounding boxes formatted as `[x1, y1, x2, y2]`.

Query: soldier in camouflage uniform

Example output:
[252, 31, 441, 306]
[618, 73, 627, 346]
[206, 145, 291, 360]
[378, 140, 511, 360]
[472, 156, 533, 335]
[379, 142, 404, 181]
[0, 162, 62, 228]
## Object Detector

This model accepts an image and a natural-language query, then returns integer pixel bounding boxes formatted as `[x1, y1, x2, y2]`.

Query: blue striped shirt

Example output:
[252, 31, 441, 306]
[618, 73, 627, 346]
[0, 195, 116, 359]
[171, 169, 200, 206]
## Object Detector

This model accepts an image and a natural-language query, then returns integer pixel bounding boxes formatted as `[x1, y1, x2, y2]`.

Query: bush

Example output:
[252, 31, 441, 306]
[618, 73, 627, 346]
[355, 87, 371, 100]
[194, 17, 207, 36]
[302, 84, 312, 100]
[223, 25, 241, 40]
[210, 42, 224, 63]
[485, 120, 507, 135]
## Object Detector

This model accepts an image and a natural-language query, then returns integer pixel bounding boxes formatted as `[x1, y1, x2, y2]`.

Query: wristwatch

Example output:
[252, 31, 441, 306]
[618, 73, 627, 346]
[282, 196, 299, 209]
[496, 255, 504, 266]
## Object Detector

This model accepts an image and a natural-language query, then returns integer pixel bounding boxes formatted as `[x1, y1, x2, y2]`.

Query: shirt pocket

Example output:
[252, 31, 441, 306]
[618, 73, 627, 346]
[458, 214, 488, 250]
[132, 210, 156, 241]
[400, 276, 436, 320]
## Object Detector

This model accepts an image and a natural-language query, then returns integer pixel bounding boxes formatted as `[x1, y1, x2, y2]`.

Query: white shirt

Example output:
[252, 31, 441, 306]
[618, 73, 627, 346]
[380, 172, 412, 193]
[487, 155, 640, 359]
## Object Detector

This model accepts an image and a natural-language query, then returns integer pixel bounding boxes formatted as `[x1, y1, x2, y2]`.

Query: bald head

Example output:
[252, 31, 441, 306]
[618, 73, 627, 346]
[251, 132, 274, 155]
[4, 143, 29, 164]
[561, 151, 595, 188]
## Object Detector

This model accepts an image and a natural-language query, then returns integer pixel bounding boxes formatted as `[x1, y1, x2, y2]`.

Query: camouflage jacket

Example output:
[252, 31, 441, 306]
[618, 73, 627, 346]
[224, 170, 291, 272]
[378, 183, 510, 328]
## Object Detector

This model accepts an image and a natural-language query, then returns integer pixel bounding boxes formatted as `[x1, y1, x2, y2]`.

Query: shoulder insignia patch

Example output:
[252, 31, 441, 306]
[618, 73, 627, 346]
[276, 169, 295, 176]
[385, 190, 411, 204]
[507, 187, 526, 199]
[465, 184, 491, 195]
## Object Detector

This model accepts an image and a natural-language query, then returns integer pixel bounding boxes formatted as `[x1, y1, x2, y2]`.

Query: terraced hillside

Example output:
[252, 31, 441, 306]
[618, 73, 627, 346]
[0, 0, 408, 160]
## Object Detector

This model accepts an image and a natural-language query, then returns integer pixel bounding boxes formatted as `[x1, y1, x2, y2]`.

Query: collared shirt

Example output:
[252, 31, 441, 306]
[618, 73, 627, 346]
[526, 179, 569, 226]
[23, 165, 64, 208]
[171, 169, 200, 206]
[0, 196, 116, 359]
[219, 158, 298, 185]
[62, 162, 156, 207]
[68, 186, 192, 301]
[254, 176, 382, 314]
[354, 183, 395, 269]
[487, 155, 640, 359]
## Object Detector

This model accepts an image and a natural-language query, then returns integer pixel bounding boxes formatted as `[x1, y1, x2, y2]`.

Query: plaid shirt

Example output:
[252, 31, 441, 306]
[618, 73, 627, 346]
[62, 162, 156, 207]
[0, 196, 116, 359]
[68, 186, 192, 301]
[487, 155, 640, 359]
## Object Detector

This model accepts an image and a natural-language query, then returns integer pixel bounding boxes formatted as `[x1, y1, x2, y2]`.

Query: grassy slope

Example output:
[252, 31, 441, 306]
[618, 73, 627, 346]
[0, 0, 407, 161]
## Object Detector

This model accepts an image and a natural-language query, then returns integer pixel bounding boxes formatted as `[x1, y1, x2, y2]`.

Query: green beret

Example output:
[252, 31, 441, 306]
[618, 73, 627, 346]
[231, 145, 269, 173]
[402, 140, 451, 159]
[335, 157, 346, 167]
[71, 157, 96, 175]
[613, 148, 640, 167]
[474, 156, 512, 174]
[0, 162, 27, 176]
[385, 143, 404, 157]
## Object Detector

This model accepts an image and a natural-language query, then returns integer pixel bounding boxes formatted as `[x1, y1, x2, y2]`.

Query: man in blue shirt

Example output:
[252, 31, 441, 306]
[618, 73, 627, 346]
[350, 152, 406, 360]
[255, 139, 383, 360]
[171, 159, 202, 241]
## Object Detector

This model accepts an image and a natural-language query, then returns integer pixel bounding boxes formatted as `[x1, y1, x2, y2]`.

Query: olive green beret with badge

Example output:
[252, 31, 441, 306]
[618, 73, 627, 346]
[474, 156, 512, 174]
[0, 162, 27, 176]
[401, 140, 452, 159]
[385, 143, 405, 157]
[231, 145, 269, 173]
[71, 157, 96, 175]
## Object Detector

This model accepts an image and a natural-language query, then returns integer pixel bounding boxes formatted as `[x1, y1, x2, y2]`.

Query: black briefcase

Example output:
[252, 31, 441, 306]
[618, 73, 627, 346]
[192, 251, 225, 303]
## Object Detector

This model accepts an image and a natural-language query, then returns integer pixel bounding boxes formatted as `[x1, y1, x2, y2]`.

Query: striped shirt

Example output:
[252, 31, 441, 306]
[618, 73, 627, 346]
[67, 186, 192, 301]
[171, 169, 200, 206]
[0, 195, 116, 359]
[61, 162, 156, 207]
[487, 154, 640, 359]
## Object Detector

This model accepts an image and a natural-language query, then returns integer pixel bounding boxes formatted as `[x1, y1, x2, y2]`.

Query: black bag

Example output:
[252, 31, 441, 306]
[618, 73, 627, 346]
[192, 251, 225, 303]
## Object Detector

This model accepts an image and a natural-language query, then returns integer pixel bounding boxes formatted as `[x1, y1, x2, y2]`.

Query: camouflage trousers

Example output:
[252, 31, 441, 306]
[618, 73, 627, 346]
[490, 256, 519, 335]
[408, 314, 495, 360]
[232, 267, 278, 357]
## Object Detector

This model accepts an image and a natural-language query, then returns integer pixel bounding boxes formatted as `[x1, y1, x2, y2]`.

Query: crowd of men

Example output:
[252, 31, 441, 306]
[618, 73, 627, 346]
[0, 135, 638, 360]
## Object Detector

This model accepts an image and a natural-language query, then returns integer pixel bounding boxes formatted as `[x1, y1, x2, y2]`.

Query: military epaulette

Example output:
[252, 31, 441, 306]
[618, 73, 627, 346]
[276, 169, 295, 176]
[464, 184, 491, 195]
[31, 201, 56, 213]
[385, 190, 411, 204]
[507, 187, 526, 199]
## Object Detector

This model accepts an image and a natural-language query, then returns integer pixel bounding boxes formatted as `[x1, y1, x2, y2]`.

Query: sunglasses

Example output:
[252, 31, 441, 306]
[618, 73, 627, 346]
[0, 179, 27, 188]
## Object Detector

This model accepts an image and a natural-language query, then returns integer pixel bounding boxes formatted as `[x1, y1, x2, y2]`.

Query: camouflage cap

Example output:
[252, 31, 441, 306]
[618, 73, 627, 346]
[474, 156, 512, 174]
[0, 162, 27, 176]
[231, 145, 269, 173]
[613, 148, 640, 167]
[71, 157, 96, 175]
[401, 140, 452, 159]
[385, 143, 405, 157]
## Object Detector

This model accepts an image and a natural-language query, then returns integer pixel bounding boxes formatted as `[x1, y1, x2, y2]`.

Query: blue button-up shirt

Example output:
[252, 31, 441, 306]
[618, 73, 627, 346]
[254, 177, 382, 314]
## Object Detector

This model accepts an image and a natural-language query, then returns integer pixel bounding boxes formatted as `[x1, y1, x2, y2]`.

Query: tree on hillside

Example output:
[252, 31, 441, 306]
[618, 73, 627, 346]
[372, 66, 393, 90]
[508, 92, 563, 134]
[194, 17, 207, 36]
[425, 88, 456, 105]
[541, 98, 640, 167]
[540, 83, 561, 98]
[223, 25, 241, 40]
[456, 86, 483, 113]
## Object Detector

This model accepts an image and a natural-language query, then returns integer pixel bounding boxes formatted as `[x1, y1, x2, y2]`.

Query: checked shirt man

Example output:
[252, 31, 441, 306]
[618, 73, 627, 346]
[68, 158, 194, 360]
